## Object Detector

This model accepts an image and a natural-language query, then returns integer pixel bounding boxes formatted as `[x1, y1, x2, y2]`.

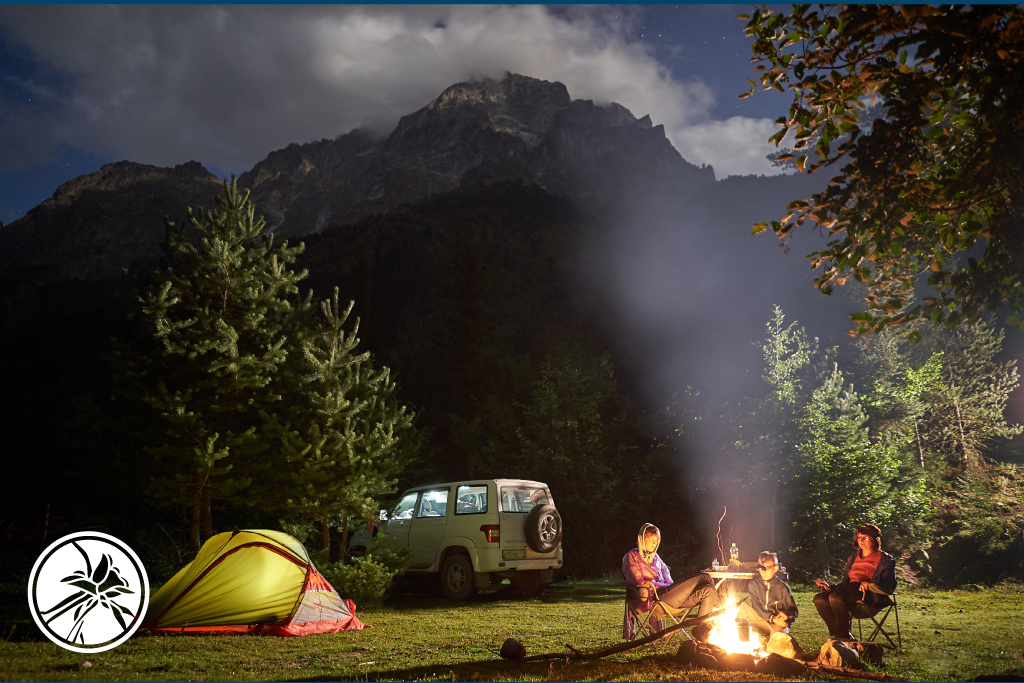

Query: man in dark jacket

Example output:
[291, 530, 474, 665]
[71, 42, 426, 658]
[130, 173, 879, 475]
[726, 551, 798, 640]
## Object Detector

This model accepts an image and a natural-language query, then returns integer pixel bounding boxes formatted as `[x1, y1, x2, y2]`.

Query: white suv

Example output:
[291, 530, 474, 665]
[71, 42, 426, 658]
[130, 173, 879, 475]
[353, 479, 563, 599]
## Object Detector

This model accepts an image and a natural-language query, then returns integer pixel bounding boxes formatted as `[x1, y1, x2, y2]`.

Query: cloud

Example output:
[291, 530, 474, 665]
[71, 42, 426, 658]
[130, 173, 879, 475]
[0, 5, 779, 177]
[672, 116, 793, 178]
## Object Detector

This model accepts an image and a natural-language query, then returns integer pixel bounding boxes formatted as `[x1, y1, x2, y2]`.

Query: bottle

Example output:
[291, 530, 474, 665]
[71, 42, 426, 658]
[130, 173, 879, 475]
[730, 543, 739, 563]
[711, 557, 719, 570]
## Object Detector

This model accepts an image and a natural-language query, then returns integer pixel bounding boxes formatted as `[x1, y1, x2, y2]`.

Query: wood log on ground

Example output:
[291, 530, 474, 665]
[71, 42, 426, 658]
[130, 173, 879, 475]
[804, 660, 907, 682]
[754, 652, 809, 677]
[500, 599, 748, 662]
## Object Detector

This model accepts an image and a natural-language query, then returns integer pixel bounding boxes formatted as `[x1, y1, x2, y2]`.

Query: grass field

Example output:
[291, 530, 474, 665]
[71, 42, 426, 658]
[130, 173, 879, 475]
[2, 579, 1024, 682]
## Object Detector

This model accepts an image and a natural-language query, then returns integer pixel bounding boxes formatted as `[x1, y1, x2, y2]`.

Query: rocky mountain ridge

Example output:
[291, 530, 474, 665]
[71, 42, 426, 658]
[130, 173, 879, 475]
[240, 72, 714, 238]
[0, 73, 715, 284]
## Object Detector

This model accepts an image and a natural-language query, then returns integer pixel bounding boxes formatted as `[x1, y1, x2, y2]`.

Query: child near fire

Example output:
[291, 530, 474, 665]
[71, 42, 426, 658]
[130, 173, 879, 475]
[622, 523, 719, 638]
[723, 551, 799, 640]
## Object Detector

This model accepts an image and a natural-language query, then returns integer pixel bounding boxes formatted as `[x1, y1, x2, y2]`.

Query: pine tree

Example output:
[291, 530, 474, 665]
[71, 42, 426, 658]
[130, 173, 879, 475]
[515, 349, 630, 572]
[261, 288, 416, 554]
[137, 178, 310, 551]
[755, 305, 815, 549]
[919, 320, 1023, 471]
[788, 365, 928, 577]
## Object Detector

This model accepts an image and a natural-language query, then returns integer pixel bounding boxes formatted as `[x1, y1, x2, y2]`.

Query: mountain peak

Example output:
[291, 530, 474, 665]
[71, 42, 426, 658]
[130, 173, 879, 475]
[430, 73, 571, 115]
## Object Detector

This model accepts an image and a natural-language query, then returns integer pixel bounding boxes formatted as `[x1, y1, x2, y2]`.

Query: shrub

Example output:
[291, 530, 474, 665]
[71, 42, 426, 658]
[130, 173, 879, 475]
[320, 551, 408, 609]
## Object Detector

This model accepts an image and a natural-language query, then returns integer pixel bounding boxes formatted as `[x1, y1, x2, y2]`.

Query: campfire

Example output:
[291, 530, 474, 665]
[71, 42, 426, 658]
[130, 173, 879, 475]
[703, 602, 764, 658]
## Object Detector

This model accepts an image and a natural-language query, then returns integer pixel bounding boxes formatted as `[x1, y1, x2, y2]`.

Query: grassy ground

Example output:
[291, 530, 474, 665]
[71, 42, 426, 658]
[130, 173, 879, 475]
[2, 579, 1023, 682]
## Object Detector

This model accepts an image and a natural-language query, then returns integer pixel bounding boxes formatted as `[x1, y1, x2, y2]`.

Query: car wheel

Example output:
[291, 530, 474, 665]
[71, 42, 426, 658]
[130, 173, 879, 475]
[525, 504, 562, 553]
[510, 570, 544, 598]
[441, 553, 477, 600]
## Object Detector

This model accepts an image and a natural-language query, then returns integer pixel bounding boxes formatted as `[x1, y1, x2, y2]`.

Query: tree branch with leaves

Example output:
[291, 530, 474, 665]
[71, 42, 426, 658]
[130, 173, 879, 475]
[743, 5, 1024, 338]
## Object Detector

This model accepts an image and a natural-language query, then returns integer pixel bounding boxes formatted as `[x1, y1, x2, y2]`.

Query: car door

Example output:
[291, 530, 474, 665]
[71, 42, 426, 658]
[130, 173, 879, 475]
[408, 487, 450, 569]
[384, 490, 420, 550]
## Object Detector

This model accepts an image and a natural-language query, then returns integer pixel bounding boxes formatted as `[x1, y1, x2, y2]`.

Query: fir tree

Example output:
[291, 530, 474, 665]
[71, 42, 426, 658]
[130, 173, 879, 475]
[261, 288, 416, 554]
[788, 365, 928, 577]
[755, 305, 815, 549]
[137, 178, 310, 551]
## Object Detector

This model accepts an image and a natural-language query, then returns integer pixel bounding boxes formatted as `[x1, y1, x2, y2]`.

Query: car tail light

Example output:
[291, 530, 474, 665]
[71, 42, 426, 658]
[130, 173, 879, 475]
[480, 525, 500, 543]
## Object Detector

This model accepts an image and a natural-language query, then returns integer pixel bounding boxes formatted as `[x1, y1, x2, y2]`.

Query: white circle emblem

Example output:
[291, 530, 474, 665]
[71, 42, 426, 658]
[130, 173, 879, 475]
[28, 532, 150, 653]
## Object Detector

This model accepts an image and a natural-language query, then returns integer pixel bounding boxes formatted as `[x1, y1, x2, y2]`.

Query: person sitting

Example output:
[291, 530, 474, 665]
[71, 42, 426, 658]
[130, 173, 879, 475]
[725, 551, 798, 640]
[812, 523, 897, 641]
[622, 523, 719, 632]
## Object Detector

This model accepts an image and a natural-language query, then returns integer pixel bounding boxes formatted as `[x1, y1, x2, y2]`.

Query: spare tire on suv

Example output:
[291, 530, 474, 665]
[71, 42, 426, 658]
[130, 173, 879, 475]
[525, 504, 562, 553]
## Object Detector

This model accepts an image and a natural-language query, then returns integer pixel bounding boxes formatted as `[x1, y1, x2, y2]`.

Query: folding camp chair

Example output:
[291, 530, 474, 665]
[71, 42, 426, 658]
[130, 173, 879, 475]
[851, 583, 901, 650]
[623, 584, 694, 650]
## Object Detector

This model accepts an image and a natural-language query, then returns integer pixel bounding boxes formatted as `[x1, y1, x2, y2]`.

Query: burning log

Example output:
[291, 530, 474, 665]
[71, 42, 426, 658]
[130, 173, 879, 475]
[676, 640, 905, 681]
[498, 599, 748, 663]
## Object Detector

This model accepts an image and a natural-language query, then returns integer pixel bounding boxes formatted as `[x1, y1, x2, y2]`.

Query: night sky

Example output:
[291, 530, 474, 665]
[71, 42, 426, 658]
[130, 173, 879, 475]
[1, 4, 1019, 458]
[0, 4, 792, 226]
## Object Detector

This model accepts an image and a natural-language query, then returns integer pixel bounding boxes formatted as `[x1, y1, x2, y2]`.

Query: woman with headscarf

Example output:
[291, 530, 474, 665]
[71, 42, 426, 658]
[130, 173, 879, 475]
[622, 523, 719, 637]
[812, 523, 897, 641]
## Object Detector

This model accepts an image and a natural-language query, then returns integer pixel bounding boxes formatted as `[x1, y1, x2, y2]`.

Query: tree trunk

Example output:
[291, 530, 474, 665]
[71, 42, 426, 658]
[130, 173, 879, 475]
[341, 516, 350, 557]
[190, 490, 203, 553]
[914, 420, 924, 467]
[949, 378, 971, 468]
[201, 488, 213, 542]
[321, 514, 331, 551]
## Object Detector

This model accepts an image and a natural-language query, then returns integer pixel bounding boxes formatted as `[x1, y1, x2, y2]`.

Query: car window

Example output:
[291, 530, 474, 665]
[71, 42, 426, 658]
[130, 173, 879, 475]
[499, 485, 549, 513]
[455, 485, 488, 515]
[416, 488, 450, 518]
[392, 492, 419, 520]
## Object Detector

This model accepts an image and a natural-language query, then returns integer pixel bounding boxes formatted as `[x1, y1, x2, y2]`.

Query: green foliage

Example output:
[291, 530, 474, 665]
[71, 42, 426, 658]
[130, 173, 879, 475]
[125, 177, 415, 554]
[859, 329, 945, 467]
[515, 349, 633, 573]
[260, 288, 417, 551]
[788, 363, 929, 577]
[930, 468, 1024, 584]
[744, 5, 1024, 335]
[916, 320, 1023, 471]
[134, 177, 310, 550]
[319, 553, 405, 609]
[762, 304, 814, 407]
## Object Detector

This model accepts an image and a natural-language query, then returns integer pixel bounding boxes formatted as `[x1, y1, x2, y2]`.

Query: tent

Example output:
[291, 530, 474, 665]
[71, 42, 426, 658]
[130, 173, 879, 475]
[143, 529, 366, 636]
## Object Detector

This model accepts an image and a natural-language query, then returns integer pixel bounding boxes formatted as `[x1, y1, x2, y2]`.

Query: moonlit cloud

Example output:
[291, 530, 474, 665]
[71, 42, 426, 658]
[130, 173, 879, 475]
[0, 5, 779, 177]
[673, 116, 794, 178]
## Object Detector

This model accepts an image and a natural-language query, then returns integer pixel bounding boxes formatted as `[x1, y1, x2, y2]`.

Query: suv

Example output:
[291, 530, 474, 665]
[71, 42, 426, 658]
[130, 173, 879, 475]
[352, 479, 563, 599]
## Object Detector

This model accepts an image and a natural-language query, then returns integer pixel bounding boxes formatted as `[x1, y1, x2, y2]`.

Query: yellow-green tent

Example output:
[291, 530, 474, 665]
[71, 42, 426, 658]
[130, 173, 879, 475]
[143, 529, 365, 636]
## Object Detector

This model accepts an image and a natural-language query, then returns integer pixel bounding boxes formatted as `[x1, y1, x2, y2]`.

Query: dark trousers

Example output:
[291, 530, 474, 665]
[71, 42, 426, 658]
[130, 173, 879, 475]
[813, 583, 861, 638]
[656, 573, 719, 618]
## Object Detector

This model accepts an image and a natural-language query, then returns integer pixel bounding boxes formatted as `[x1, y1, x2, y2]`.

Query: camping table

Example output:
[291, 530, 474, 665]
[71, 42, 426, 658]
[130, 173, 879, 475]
[703, 568, 756, 589]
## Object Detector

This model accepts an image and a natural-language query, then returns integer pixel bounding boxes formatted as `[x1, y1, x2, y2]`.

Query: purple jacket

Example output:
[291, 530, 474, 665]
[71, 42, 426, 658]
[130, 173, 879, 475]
[622, 548, 673, 612]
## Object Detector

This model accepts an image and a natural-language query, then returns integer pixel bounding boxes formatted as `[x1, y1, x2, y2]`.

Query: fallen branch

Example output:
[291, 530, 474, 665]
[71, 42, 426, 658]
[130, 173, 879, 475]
[804, 660, 907, 682]
[510, 598, 749, 662]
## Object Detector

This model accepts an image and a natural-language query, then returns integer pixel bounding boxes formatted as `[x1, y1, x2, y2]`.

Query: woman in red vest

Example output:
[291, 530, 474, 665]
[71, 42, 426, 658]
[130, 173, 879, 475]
[812, 523, 897, 641]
